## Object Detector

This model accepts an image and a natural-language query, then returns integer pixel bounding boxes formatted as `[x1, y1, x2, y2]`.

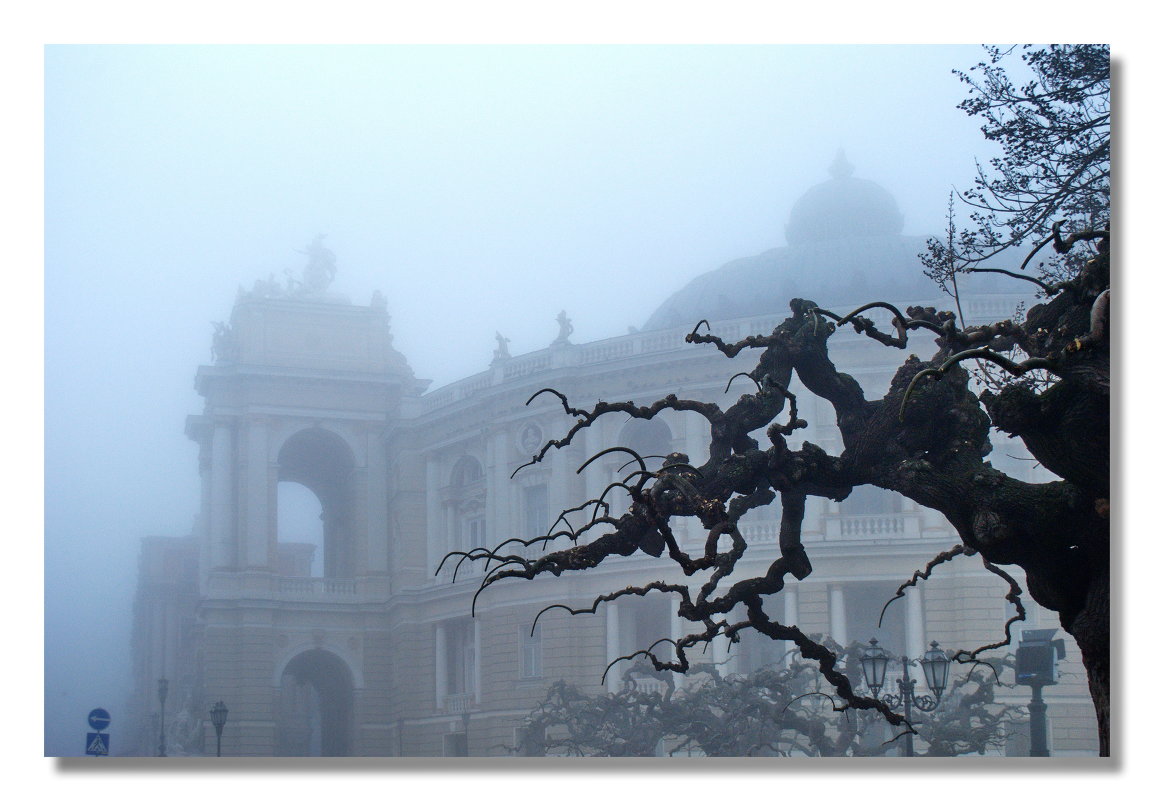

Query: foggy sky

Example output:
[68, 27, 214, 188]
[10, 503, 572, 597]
[44, 44, 1008, 756]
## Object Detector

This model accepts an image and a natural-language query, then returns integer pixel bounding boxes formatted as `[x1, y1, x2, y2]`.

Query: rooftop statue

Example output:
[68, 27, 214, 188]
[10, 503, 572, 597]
[553, 310, 573, 345]
[296, 234, 337, 295]
[492, 331, 511, 363]
[211, 321, 236, 363]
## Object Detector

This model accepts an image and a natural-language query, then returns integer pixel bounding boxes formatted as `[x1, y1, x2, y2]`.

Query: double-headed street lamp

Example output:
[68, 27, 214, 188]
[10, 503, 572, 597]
[859, 639, 950, 757]
[209, 701, 229, 757]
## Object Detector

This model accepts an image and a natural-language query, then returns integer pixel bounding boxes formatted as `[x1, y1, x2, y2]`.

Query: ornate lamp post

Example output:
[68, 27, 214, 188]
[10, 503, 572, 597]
[157, 677, 169, 757]
[859, 639, 950, 756]
[209, 701, 229, 757]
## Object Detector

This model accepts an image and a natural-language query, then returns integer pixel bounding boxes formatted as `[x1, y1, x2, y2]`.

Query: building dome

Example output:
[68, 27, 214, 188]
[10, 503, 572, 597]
[642, 153, 929, 331]
[785, 150, 904, 245]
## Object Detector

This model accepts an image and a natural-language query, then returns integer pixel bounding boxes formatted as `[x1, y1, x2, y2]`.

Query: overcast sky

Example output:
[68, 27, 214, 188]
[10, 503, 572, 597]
[37, 42, 1082, 758]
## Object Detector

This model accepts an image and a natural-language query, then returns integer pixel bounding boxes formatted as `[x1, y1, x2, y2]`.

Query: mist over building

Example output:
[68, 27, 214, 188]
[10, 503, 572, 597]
[123, 157, 1097, 757]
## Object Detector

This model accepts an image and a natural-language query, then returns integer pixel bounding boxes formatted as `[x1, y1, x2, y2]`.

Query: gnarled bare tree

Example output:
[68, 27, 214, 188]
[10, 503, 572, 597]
[442, 44, 1110, 755]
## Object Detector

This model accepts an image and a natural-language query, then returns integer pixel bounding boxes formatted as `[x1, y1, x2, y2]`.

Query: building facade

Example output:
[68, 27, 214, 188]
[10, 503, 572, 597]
[124, 159, 1099, 757]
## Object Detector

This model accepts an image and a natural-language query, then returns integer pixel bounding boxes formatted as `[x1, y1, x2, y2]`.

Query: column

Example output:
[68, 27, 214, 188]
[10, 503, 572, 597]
[425, 458, 440, 579]
[784, 585, 799, 628]
[484, 436, 498, 553]
[209, 422, 234, 570]
[683, 412, 710, 466]
[714, 633, 732, 677]
[904, 585, 925, 658]
[364, 432, 388, 575]
[583, 419, 606, 506]
[605, 603, 620, 693]
[669, 595, 683, 689]
[547, 421, 567, 520]
[472, 619, 482, 704]
[829, 584, 847, 646]
[434, 623, 447, 709]
[243, 419, 270, 568]
[492, 430, 510, 554]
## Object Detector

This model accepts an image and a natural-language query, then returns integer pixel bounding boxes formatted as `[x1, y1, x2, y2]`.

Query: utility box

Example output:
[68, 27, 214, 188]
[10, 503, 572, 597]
[1015, 628, 1066, 687]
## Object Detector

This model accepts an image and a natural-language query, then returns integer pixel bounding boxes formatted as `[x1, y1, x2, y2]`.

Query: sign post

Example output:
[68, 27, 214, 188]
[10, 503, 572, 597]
[86, 708, 111, 757]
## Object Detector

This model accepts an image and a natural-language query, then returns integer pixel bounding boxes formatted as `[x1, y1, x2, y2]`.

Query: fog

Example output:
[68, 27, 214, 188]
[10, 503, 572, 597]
[45, 44, 1003, 756]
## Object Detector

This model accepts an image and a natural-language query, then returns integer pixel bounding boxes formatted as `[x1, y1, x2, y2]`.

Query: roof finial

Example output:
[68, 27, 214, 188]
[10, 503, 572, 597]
[829, 149, 854, 180]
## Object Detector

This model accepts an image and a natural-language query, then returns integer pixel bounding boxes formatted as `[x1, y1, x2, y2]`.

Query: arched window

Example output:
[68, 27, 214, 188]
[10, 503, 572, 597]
[445, 455, 486, 571]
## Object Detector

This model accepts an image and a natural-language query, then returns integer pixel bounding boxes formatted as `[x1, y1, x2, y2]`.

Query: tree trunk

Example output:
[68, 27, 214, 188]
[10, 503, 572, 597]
[1068, 560, 1110, 756]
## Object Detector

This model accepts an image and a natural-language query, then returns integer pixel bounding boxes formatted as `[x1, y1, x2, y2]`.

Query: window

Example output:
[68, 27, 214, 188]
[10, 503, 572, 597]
[519, 624, 542, 679]
[731, 594, 787, 675]
[451, 456, 483, 486]
[524, 485, 550, 540]
[844, 581, 906, 651]
[443, 620, 475, 698]
[618, 594, 671, 663]
[445, 455, 486, 570]
[465, 516, 486, 551]
[842, 486, 903, 515]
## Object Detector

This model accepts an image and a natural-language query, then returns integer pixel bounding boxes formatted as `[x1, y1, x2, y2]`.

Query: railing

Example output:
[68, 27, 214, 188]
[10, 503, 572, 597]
[965, 296, 1024, 323]
[502, 353, 551, 379]
[579, 340, 635, 365]
[416, 294, 1028, 414]
[736, 519, 778, 546]
[833, 514, 910, 540]
[449, 557, 480, 578]
[277, 577, 357, 595]
[673, 513, 932, 548]
[444, 693, 473, 714]
[626, 677, 668, 696]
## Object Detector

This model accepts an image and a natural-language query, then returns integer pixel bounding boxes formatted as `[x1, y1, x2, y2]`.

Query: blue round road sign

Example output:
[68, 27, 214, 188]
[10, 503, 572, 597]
[88, 708, 111, 731]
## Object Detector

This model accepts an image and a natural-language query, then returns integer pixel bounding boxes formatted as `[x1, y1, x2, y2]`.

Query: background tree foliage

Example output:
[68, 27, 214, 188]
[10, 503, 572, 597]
[922, 44, 1110, 290]
[445, 44, 1111, 755]
[518, 648, 1023, 758]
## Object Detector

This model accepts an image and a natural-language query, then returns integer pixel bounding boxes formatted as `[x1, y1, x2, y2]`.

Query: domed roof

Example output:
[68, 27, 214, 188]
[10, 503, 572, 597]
[785, 150, 904, 245]
[642, 153, 929, 331]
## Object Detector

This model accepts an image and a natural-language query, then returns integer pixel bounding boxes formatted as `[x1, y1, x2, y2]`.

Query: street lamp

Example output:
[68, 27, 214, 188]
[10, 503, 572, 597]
[1015, 628, 1065, 756]
[858, 639, 951, 757]
[209, 701, 229, 757]
[157, 677, 169, 757]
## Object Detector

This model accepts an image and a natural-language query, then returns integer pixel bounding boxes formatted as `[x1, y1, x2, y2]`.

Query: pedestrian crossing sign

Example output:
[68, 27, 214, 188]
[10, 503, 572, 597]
[86, 732, 109, 756]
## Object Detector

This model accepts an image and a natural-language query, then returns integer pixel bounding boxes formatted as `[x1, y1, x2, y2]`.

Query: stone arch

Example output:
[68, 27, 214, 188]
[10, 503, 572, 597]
[277, 427, 357, 579]
[276, 648, 356, 756]
[449, 454, 484, 486]
[268, 420, 365, 469]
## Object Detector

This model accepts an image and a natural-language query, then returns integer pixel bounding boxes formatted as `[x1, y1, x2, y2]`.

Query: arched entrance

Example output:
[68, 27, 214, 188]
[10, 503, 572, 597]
[277, 428, 356, 578]
[277, 649, 355, 756]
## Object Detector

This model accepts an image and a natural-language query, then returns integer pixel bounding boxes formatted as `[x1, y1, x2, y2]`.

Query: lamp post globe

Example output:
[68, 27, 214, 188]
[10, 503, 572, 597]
[921, 641, 950, 699]
[856, 639, 950, 757]
[860, 638, 890, 698]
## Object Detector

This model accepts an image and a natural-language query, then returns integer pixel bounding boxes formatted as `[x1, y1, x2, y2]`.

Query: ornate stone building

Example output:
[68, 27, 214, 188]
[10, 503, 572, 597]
[124, 159, 1099, 757]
